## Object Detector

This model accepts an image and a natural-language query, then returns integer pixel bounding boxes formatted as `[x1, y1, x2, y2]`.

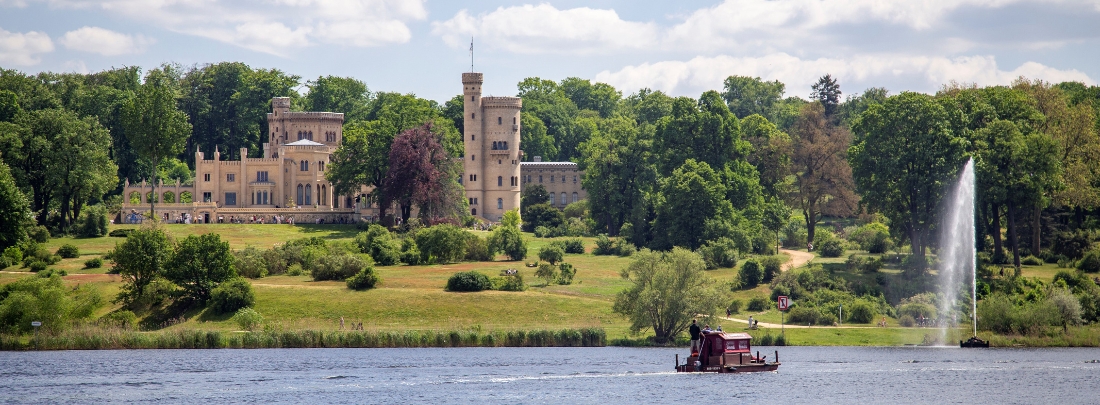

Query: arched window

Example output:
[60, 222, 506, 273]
[321, 185, 327, 205]
[472, 155, 475, 161]
[513, 117, 517, 124]
[498, 176, 503, 186]
[471, 208, 477, 216]
[300, 160, 308, 171]
[308, 131, 313, 141]
[305, 184, 312, 205]
[572, 192, 579, 203]
[561, 193, 567, 205]
[497, 198, 503, 209]
[296, 184, 303, 206]
[549, 193, 555, 206]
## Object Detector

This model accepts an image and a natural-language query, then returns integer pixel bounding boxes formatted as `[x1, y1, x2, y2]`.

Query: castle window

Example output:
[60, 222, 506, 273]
[497, 198, 503, 209]
[573, 176, 577, 183]
[561, 193, 566, 206]
[308, 131, 314, 141]
[257, 171, 269, 182]
[296, 184, 303, 205]
[471, 208, 477, 216]
[498, 160, 502, 165]
[549, 193, 555, 205]
[539, 175, 543, 183]
[498, 176, 503, 186]
[227, 173, 235, 182]
[203, 192, 212, 202]
[472, 155, 475, 161]
[225, 192, 237, 206]
[305, 184, 312, 205]
[263, 191, 269, 205]
[550, 175, 555, 183]
[301, 160, 308, 171]
[498, 117, 502, 125]
[204, 174, 210, 182]
[472, 113, 475, 118]
[572, 192, 579, 203]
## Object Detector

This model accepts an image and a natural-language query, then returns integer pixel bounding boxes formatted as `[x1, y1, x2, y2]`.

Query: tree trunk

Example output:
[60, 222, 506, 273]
[991, 203, 1003, 260]
[1007, 201, 1020, 269]
[804, 202, 817, 249]
[400, 203, 412, 224]
[1032, 203, 1042, 256]
[149, 157, 158, 219]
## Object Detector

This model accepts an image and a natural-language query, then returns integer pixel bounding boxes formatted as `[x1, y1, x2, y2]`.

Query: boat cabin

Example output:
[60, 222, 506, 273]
[677, 331, 778, 373]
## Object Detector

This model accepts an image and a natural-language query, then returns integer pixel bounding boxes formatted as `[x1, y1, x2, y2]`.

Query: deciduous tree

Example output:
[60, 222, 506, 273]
[789, 103, 856, 244]
[613, 248, 726, 344]
[122, 67, 191, 219]
[166, 233, 236, 303]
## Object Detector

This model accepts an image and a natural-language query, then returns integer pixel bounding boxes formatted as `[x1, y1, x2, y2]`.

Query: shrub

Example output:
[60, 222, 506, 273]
[464, 234, 491, 262]
[1021, 255, 1043, 266]
[1052, 230, 1091, 260]
[355, 225, 401, 266]
[346, 266, 380, 290]
[747, 296, 770, 312]
[28, 260, 46, 272]
[400, 238, 422, 265]
[446, 271, 491, 292]
[562, 238, 586, 254]
[77, 204, 110, 237]
[727, 299, 742, 314]
[700, 237, 738, 269]
[233, 246, 268, 279]
[848, 222, 893, 253]
[847, 300, 876, 324]
[739, 259, 762, 288]
[2, 246, 22, 264]
[286, 263, 304, 276]
[898, 314, 916, 327]
[819, 238, 845, 257]
[108, 228, 133, 238]
[535, 263, 557, 285]
[760, 256, 782, 283]
[557, 263, 576, 285]
[488, 221, 528, 261]
[614, 239, 635, 257]
[788, 306, 823, 325]
[312, 254, 371, 281]
[593, 234, 615, 255]
[538, 245, 565, 265]
[897, 302, 936, 321]
[209, 278, 256, 315]
[27, 225, 49, 243]
[490, 274, 527, 291]
[37, 268, 67, 278]
[415, 225, 469, 264]
[534, 226, 553, 238]
[0, 256, 11, 268]
[232, 308, 263, 331]
[1078, 249, 1100, 273]
[99, 310, 138, 330]
[84, 257, 103, 269]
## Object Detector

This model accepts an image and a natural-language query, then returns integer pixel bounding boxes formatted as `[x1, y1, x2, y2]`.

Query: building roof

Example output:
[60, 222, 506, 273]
[520, 161, 578, 167]
[285, 139, 325, 146]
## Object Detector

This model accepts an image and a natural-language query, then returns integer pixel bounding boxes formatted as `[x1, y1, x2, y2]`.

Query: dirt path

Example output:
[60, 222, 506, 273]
[719, 316, 877, 329]
[779, 249, 813, 271]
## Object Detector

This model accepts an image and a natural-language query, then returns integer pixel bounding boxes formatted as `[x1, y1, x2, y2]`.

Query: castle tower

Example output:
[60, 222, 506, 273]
[463, 72, 522, 221]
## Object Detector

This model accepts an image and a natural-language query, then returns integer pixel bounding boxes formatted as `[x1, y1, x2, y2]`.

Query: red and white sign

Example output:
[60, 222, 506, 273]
[777, 295, 790, 311]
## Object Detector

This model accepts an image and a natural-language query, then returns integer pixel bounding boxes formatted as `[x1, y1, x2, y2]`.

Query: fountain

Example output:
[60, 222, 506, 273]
[938, 158, 986, 347]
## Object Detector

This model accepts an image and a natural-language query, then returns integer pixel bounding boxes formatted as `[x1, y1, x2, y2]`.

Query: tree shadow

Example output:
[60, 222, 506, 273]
[293, 224, 359, 239]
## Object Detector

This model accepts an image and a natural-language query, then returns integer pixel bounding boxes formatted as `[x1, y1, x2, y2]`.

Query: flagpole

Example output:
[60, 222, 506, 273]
[470, 37, 474, 72]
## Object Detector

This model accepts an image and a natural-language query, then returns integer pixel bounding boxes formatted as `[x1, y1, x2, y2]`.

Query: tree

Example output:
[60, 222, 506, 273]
[561, 77, 621, 118]
[654, 92, 747, 176]
[489, 210, 528, 261]
[303, 75, 370, 122]
[414, 224, 468, 264]
[521, 203, 565, 233]
[111, 226, 173, 305]
[0, 161, 29, 250]
[613, 248, 726, 344]
[810, 74, 842, 118]
[653, 160, 733, 250]
[165, 233, 236, 303]
[850, 92, 967, 263]
[788, 102, 857, 244]
[579, 116, 656, 237]
[538, 245, 565, 265]
[721, 76, 786, 119]
[381, 123, 464, 223]
[121, 67, 191, 219]
[739, 114, 792, 198]
[520, 113, 557, 161]
[762, 198, 792, 255]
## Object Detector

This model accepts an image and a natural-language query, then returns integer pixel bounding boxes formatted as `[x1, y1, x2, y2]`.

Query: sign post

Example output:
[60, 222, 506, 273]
[777, 296, 789, 336]
[31, 321, 41, 350]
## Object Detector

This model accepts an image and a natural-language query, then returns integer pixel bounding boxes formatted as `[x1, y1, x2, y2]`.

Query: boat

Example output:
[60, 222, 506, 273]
[675, 332, 780, 373]
[960, 336, 989, 348]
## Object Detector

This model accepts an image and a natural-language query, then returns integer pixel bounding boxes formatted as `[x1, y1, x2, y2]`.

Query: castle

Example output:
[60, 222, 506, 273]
[120, 73, 584, 224]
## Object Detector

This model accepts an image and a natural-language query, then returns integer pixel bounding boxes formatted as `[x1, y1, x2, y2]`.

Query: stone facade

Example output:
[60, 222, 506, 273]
[462, 72, 523, 221]
[520, 159, 587, 208]
[120, 98, 358, 224]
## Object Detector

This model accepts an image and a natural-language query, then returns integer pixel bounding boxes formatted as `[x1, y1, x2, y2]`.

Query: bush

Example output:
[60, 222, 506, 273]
[209, 278, 256, 315]
[464, 233, 492, 262]
[37, 268, 67, 278]
[28, 260, 46, 272]
[27, 225, 49, 243]
[788, 306, 824, 325]
[535, 263, 557, 285]
[538, 245, 565, 265]
[897, 302, 936, 321]
[557, 263, 576, 285]
[232, 308, 263, 331]
[415, 225, 469, 264]
[446, 271, 491, 292]
[700, 237, 738, 269]
[400, 238, 422, 265]
[312, 254, 371, 281]
[99, 310, 138, 330]
[2, 246, 22, 264]
[1053, 230, 1092, 260]
[760, 256, 782, 283]
[488, 221, 528, 261]
[346, 266, 380, 290]
[491, 274, 527, 291]
[739, 259, 762, 288]
[534, 226, 553, 238]
[562, 238, 586, 254]
[56, 244, 79, 259]
[727, 299, 742, 314]
[898, 314, 916, 327]
[1021, 255, 1043, 266]
[847, 300, 876, 324]
[593, 234, 615, 255]
[355, 225, 401, 266]
[108, 228, 133, 238]
[84, 257, 103, 269]
[848, 222, 893, 253]
[819, 238, 845, 257]
[286, 263, 304, 277]
[233, 246, 268, 279]
[747, 296, 770, 312]
[77, 204, 110, 237]
[1078, 249, 1100, 273]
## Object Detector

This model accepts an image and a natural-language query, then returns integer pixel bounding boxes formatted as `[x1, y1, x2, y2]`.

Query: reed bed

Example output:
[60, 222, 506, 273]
[0, 327, 606, 351]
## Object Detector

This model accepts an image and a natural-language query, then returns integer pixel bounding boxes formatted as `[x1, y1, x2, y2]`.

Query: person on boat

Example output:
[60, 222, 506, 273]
[703, 324, 712, 333]
[716, 325, 723, 332]
[689, 320, 701, 353]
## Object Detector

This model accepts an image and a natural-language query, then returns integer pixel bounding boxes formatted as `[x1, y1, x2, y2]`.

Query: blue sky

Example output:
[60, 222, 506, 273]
[1, 0, 1098, 103]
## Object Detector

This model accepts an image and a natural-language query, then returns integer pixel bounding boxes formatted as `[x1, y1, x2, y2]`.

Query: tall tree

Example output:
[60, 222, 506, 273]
[810, 74, 842, 119]
[789, 102, 857, 244]
[653, 159, 733, 250]
[654, 91, 746, 176]
[850, 92, 967, 264]
[721, 76, 786, 119]
[0, 161, 30, 250]
[122, 67, 192, 219]
[381, 122, 464, 223]
[303, 75, 370, 122]
[111, 226, 173, 306]
[579, 116, 656, 237]
[613, 248, 726, 344]
[166, 233, 236, 303]
[739, 114, 792, 198]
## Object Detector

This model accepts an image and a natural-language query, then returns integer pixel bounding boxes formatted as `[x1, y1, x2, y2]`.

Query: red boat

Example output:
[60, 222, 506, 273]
[675, 332, 780, 373]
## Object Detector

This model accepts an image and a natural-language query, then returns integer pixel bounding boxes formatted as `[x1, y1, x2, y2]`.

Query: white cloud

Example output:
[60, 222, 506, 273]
[59, 26, 153, 56]
[0, 27, 53, 65]
[432, 4, 660, 54]
[594, 53, 1096, 98]
[28, 0, 427, 56]
[61, 59, 88, 73]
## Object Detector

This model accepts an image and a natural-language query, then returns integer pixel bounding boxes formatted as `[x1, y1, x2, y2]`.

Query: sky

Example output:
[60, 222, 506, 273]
[1, 0, 1098, 103]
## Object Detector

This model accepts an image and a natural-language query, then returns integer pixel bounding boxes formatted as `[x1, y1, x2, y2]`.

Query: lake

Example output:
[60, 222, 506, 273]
[2, 346, 1098, 404]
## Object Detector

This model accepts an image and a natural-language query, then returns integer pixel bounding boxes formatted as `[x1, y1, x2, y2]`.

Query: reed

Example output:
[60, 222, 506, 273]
[0, 326, 607, 350]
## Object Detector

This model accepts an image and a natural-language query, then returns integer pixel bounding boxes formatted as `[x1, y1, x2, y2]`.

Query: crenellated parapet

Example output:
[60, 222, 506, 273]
[481, 97, 522, 109]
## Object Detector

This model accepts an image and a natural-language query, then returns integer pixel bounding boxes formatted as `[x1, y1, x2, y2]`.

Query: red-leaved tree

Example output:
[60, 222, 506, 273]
[381, 122, 464, 223]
